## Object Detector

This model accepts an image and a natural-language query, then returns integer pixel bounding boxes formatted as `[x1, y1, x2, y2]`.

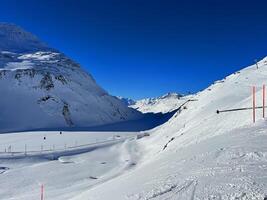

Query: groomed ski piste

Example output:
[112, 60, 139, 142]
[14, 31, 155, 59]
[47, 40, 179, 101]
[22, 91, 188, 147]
[2, 57, 267, 200]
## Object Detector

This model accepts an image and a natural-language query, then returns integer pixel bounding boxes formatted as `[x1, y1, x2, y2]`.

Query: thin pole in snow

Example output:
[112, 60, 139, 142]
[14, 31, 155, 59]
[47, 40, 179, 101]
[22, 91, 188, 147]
[40, 184, 44, 200]
[253, 86, 256, 123]
[263, 84, 265, 118]
[255, 59, 259, 69]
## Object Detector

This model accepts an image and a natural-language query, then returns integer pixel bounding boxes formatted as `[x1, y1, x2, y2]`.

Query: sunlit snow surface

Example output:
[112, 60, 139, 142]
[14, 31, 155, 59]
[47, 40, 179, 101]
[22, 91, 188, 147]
[1, 23, 267, 199]
[130, 93, 187, 114]
[0, 131, 140, 200]
[2, 57, 267, 199]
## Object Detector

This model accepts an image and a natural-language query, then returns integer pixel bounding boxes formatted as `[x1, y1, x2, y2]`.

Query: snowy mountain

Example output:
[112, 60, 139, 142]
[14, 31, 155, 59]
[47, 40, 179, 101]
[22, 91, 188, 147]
[0, 23, 53, 53]
[0, 23, 141, 132]
[2, 55, 267, 200]
[2, 23, 267, 200]
[130, 92, 186, 113]
[116, 96, 136, 106]
[72, 57, 267, 199]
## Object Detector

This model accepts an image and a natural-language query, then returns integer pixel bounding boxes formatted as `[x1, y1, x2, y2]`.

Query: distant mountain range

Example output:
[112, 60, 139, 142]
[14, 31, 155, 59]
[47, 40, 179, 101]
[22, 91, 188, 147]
[118, 92, 191, 114]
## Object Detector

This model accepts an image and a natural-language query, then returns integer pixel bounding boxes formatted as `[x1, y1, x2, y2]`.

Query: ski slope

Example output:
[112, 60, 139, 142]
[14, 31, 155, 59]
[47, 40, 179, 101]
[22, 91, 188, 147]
[71, 57, 267, 199]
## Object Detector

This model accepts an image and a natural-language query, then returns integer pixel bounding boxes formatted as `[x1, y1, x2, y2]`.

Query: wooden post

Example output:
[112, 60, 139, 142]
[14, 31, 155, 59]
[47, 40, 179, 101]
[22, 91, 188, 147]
[263, 84, 265, 118]
[253, 86, 256, 123]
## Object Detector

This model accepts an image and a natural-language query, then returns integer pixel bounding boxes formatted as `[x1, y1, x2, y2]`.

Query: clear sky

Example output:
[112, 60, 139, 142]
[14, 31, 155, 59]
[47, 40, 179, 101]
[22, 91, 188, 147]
[0, 0, 267, 99]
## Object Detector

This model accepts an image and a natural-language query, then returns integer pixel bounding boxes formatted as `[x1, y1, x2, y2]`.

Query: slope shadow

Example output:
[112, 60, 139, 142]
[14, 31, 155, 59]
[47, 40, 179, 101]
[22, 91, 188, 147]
[31, 109, 178, 133]
[0, 109, 178, 133]
[77, 109, 178, 132]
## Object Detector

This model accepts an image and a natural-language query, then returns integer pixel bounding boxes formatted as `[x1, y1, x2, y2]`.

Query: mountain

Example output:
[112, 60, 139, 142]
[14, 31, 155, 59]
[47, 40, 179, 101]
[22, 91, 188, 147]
[116, 96, 136, 106]
[73, 57, 267, 199]
[0, 23, 53, 53]
[2, 45, 267, 199]
[0, 23, 141, 132]
[130, 92, 186, 113]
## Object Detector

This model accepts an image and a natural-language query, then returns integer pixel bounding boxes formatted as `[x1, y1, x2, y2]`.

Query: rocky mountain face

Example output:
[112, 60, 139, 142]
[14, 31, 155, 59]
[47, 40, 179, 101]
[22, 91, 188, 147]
[0, 23, 141, 132]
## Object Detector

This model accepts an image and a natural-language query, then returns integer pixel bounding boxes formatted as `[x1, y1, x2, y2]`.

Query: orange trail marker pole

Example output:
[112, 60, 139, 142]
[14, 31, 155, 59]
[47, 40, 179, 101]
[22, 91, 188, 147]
[253, 86, 256, 123]
[263, 84, 265, 118]
[41, 184, 44, 200]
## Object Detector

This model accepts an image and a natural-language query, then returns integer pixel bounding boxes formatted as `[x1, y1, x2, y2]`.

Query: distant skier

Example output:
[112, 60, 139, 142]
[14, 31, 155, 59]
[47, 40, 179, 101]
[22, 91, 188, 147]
[60, 131, 62, 135]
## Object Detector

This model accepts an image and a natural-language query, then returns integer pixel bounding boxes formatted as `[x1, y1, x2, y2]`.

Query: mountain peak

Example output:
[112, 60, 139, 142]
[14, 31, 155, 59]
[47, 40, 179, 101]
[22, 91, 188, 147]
[0, 22, 53, 53]
[160, 92, 183, 99]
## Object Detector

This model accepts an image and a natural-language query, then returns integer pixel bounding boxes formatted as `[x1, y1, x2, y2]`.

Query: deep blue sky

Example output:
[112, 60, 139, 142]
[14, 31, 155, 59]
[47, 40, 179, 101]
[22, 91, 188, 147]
[0, 0, 267, 99]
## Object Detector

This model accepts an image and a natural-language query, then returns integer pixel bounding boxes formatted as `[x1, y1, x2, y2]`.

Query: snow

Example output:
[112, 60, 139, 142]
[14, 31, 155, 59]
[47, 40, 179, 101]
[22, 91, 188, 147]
[1, 23, 267, 200]
[130, 92, 189, 114]
[69, 58, 267, 200]
[0, 131, 137, 154]
[0, 24, 142, 132]
[4, 60, 33, 71]
[18, 51, 60, 61]
[0, 131, 140, 200]
[2, 58, 267, 199]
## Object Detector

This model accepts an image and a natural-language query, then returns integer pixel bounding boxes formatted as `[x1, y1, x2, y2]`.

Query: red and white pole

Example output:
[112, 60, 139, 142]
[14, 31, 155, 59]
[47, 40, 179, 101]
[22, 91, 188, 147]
[41, 184, 44, 200]
[253, 86, 256, 123]
[263, 84, 265, 118]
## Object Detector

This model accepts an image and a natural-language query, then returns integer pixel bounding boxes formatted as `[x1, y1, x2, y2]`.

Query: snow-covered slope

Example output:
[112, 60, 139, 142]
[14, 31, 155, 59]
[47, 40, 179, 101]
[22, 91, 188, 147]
[2, 24, 267, 199]
[72, 57, 267, 199]
[0, 23, 141, 132]
[130, 92, 187, 114]
[2, 57, 267, 200]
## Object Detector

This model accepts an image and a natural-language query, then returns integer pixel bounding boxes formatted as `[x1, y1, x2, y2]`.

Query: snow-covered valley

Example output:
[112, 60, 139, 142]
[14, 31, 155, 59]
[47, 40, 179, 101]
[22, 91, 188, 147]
[0, 131, 141, 200]
[2, 57, 267, 199]
[1, 22, 267, 200]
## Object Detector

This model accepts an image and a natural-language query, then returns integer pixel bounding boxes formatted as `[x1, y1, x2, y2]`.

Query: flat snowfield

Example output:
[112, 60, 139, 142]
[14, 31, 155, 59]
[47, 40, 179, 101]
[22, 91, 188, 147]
[0, 131, 140, 200]
[0, 131, 137, 153]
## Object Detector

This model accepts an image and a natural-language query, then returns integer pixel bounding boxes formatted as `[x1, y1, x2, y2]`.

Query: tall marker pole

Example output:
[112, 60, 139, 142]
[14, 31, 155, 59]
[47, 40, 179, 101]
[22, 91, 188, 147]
[41, 184, 44, 200]
[253, 86, 256, 123]
[263, 84, 265, 118]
